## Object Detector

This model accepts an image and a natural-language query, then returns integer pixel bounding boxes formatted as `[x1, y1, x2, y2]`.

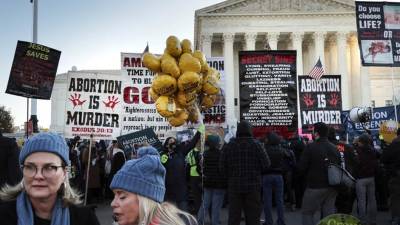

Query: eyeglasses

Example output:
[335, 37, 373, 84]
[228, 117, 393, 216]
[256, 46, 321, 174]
[21, 164, 64, 178]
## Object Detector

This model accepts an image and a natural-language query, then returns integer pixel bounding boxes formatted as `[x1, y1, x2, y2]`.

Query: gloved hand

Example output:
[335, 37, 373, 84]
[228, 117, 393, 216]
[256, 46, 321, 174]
[197, 124, 205, 134]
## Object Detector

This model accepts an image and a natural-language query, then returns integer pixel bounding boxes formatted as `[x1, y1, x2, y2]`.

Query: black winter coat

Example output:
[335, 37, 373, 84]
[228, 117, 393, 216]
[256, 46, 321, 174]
[0, 200, 100, 225]
[203, 147, 226, 189]
[220, 121, 271, 193]
[381, 140, 400, 177]
[354, 145, 378, 179]
[0, 135, 22, 188]
[161, 132, 200, 202]
[297, 137, 340, 189]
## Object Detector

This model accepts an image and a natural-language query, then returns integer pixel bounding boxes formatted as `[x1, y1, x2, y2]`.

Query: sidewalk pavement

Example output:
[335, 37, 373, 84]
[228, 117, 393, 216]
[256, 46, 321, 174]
[94, 201, 392, 225]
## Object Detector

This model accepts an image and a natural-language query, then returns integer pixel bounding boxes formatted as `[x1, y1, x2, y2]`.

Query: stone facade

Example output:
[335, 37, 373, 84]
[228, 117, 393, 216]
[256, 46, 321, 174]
[194, 0, 400, 125]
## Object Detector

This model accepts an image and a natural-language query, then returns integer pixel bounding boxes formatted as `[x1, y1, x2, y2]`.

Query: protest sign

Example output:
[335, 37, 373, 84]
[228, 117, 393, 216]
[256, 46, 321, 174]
[6, 41, 61, 99]
[64, 72, 123, 140]
[239, 50, 298, 138]
[202, 57, 225, 126]
[121, 53, 226, 141]
[299, 75, 342, 132]
[117, 128, 162, 153]
[341, 105, 400, 142]
[356, 1, 400, 66]
[121, 53, 172, 140]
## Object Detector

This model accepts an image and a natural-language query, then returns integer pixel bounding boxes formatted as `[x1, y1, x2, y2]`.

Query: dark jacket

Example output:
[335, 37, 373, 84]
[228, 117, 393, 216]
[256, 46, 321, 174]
[331, 141, 358, 176]
[264, 132, 285, 175]
[219, 121, 270, 193]
[354, 145, 378, 179]
[110, 149, 125, 178]
[382, 139, 400, 178]
[0, 134, 22, 187]
[203, 146, 226, 189]
[161, 131, 200, 202]
[0, 200, 100, 225]
[297, 137, 340, 189]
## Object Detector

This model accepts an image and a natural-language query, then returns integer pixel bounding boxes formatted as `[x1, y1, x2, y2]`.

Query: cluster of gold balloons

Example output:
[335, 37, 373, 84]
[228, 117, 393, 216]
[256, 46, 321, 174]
[143, 36, 221, 127]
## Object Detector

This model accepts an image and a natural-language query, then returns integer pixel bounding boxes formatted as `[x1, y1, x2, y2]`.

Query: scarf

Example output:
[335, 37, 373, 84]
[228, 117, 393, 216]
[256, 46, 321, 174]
[17, 191, 70, 225]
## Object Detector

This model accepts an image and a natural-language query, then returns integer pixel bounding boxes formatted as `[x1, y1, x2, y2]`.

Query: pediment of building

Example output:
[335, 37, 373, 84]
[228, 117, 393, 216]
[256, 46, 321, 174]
[196, 0, 355, 15]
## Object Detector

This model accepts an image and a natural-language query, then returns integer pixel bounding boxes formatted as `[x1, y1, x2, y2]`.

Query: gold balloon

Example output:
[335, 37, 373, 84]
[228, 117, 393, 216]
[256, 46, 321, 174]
[379, 120, 400, 143]
[178, 71, 201, 93]
[176, 91, 197, 107]
[202, 74, 220, 95]
[149, 88, 159, 102]
[166, 36, 182, 57]
[201, 94, 216, 109]
[152, 74, 177, 96]
[193, 50, 208, 73]
[161, 53, 180, 79]
[142, 53, 161, 73]
[181, 39, 193, 54]
[155, 96, 176, 117]
[168, 110, 189, 127]
[206, 67, 221, 80]
[179, 53, 201, 73]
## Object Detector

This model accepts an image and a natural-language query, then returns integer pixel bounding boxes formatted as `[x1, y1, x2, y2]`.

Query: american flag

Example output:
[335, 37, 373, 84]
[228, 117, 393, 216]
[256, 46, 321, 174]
[308, 58, 324, 80]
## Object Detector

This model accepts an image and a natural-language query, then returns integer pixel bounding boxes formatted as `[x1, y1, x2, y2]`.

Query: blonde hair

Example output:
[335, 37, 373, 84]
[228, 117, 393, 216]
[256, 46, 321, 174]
[0, 178, 82, 206]
[137, 195, 197, 225]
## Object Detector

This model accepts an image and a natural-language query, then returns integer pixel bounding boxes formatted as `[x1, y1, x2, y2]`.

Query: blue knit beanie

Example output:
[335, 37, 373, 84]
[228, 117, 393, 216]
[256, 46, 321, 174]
[110, 146, 166, 203]
[19, 132, 70, 166]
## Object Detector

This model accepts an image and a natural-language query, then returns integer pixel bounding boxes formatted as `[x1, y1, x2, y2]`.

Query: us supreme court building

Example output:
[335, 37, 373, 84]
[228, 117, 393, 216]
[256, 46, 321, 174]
[194, 0, 400, 125]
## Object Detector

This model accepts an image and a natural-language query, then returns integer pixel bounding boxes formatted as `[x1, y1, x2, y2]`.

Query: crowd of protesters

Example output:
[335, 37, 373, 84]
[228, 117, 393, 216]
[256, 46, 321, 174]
[0, 121, 399, 225]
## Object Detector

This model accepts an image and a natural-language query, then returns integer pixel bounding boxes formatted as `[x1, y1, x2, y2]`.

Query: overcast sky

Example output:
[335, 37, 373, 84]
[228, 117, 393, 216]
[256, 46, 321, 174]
[0, 0, 222, 129]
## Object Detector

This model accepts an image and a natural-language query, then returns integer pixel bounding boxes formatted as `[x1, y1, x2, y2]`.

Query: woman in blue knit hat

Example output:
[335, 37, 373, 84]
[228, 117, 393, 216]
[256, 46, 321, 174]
[0, 132, 100, 225]
[110, 145, 197, 225]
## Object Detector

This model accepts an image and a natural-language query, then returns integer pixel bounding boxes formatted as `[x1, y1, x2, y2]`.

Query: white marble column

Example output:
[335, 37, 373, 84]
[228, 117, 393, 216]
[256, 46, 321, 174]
[223, 32, 236, 125]
[291, 32, 304, 75]
[267, 32, 279, 50]
[244, 32, 257, 51]
[350, 35, 362, 106]
[360, 67, 371, 106]
[328, 37, 337, 75]
[313, 31, 326, 69]
[337, 31, 351, 109]
[291, 32, 304, 131]
[201, 33, 212, 58]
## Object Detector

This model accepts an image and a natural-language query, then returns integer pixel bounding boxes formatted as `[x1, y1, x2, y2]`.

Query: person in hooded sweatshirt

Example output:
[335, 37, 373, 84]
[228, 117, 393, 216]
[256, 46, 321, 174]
[262, 132, 287, 225]
[220, 120, 270, 225]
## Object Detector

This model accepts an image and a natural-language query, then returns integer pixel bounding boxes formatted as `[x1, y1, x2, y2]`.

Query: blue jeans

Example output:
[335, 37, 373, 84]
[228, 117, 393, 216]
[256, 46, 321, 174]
[356, 177, 377, 224]
[263, 175, 286, 225]
[197, 188, 225, 225]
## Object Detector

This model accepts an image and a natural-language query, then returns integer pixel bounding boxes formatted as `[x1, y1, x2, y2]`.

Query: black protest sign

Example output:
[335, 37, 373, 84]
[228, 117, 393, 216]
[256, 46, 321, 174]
[299, 75, 342, 131]
[239, 50, 297, 138]
[356, 1, 400, 66]
[6, 41, 61, 99]
[116, 128, 163, 153]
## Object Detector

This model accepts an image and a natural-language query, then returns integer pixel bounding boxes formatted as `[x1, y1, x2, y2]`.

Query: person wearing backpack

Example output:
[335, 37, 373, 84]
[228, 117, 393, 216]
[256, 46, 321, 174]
[354, 133, 378, 225]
